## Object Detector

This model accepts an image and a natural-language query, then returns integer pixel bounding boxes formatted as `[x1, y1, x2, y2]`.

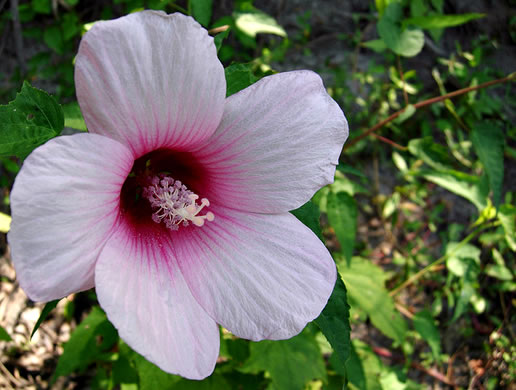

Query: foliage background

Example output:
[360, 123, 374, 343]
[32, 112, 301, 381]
[0, 0, 515, 389]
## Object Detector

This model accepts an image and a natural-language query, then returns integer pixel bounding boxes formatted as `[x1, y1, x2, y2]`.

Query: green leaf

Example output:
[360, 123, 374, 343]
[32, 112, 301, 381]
[471, 121, 505, 207]
[343, 342, 366, 389]
[362, 39, 387, 53]
[451, 260, 478, 322]
[214, 28, 230, 53]
[445, 242, 481, 277]
[0, 325, 12, 341]
[413, 310, 441, 359]
[404, 13, 485, 30]
[394, 104, 416, 123]
[224, 63, 259, 97]
[62, 102, 87, 131]
[53, 306, 118, 380]
[485, 264, 513, 281]
[314, 274, 351, 367]
[498, 204, 516, 251]
[44, 26, 65, 54]
[0, 82, 63, 158]
[241, 330, 326, 390]
[351, 339, 384, 390]
[291, 201, 323, 241]
[408, 137, 454, 171]
[0, 212, 11, 233]
[31, 299, 59, 339]
[32, 0, 51, 14]
[327, 192, 357, 264]
[190, 0, 213, 27]
[131, 350, 181, 390]
[377, 3, 424, 57]
[338, 257, 407, 344]
[234, 10, 287, 38]
[420, 169, 488, 211]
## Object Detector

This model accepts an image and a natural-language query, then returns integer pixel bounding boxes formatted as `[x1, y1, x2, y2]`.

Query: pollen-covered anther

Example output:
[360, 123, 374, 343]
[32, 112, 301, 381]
[143, 175, 214, 231]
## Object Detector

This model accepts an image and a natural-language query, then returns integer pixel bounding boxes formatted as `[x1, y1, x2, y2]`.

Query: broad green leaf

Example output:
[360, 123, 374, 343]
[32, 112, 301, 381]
[338, 257, 407, 344]
[234, 10, 287, 38]
[32, 0, 51, 14]
[471, 121, 505, 207]
[31, 299, 59, 339]
[404, 13, 485, 30]
[343, 342, 366, 389]
[498, 204, 516, 251]
[44, 26, 65, 54]
[53, 306, 118, 380]
[0, 325, 12, 341]
[0, 82, 63, 158]
[377, 3, 424, 57]
[241, 330, 326, 390]
[351, 339, 384, 390]
[314, 274, 351, 367]
[190, 0, 213, 27]
[224, 63, 259, 97]
[485, 264, 513, 281]
[413, 310, 440, 359]
[408, 137, 453, 171]
[327, 192, 357, 263]
[445, 242, 481, 277]
[420, 169, 488, 211]
[0, 212, 11, 233]
[291, 201, 323, 241]
[62, 102, 87, 131]
[214, 28, 230, 52]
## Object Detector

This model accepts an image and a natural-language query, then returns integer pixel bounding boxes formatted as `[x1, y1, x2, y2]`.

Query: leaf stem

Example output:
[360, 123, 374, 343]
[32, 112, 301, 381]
[343, 72, 516, 151]
[389, 221, 499, 296]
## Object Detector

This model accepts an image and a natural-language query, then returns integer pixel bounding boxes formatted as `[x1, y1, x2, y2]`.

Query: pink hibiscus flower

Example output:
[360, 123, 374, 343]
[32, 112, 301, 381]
[8, 11, 348, 379]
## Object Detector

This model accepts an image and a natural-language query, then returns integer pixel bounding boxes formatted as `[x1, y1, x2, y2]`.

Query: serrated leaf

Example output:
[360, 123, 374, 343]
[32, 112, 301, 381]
[413, 310, 441, 359]
[314, 274, 351, 367]
[291, 201, 323, 241]
[0, 212, 11, 233]
[224, 63, 259, 97]
[241, 330, 326, 390]
[420, 169, 488, 211]
[327, 192, 357, 264]
[190, 0, 213, 27]
[0, 325, 12, 341]
[338, 257, 407, 344]
[234, 10, 287, 38]
[471, 121, 505, 207]
[498, 204, 516, 251]
[31, 299, 59, 339]
[53, 306, 118, 380]
[404, 13, 485, 29]
[0, 82, 63, 158]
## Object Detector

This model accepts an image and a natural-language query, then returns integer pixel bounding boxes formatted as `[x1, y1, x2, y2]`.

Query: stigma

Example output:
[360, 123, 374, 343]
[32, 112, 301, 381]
[142, 175, 214, 231]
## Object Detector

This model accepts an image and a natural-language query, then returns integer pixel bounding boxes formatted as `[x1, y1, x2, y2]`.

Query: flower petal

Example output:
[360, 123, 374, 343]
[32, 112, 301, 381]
[8, 134, 133, 302]
[95, 224, 219, 380]
[173, 205, 336, 341]
[75, 11, 226, 157]
[195, 70, 348, 213]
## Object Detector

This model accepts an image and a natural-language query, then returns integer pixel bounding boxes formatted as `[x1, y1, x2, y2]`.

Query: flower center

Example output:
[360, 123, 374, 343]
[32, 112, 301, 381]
[142, 174, 214, 231]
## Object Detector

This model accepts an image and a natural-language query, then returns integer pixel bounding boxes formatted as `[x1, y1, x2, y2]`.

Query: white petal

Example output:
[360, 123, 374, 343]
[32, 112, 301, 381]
[95, 224, 219, 380]
[173, 205, 336, 341]
[75, 11, 226, 157]
[8, 134, 133, 302]
[194, 70, 348, 213]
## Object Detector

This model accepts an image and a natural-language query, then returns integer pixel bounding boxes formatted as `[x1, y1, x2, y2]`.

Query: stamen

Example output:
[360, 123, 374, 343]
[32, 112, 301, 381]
[142, 174, 214, 231]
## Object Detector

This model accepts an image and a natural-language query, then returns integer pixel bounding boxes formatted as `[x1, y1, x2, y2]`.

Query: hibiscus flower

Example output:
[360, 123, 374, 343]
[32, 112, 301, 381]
[8, 11, 348, 379]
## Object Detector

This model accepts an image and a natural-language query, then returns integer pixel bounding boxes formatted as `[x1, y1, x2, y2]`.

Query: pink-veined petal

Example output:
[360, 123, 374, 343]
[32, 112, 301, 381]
[173, 205, 336, 341]
[95, 223, 219, 380]
[194, 70, 348, 213]
[8, 134, 133, 302]
[75, 11, 226, 158]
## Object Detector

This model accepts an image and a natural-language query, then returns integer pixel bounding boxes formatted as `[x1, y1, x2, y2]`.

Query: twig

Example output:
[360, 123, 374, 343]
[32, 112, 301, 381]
[372, 133, 408, 151]
[208, 25, 230, 35]
[389, 221, 499, 296]
[343, 72, 516, 151]
[10, 0, 26, 76]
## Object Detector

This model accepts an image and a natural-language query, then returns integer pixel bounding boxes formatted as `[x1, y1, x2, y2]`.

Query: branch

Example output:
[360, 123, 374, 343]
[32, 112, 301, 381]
[343, 72, 516, 151]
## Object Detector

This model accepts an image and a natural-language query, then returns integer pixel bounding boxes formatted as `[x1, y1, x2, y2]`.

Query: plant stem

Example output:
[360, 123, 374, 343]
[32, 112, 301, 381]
[389, 221, 499, 297]
[343, 72, 516, 151]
